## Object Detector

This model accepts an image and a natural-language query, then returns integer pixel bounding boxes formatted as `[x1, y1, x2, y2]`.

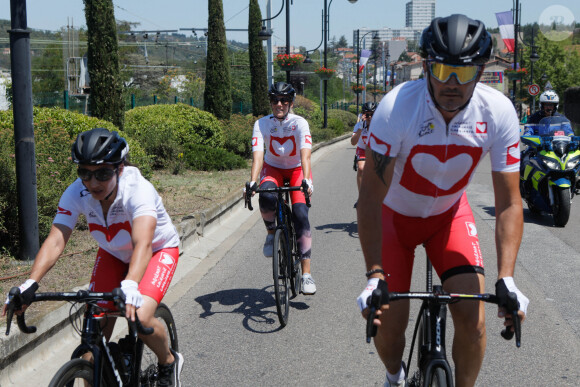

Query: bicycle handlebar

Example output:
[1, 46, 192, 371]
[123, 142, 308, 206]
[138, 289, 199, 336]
[244, 180, 311, 211]
[365, 282, 522, 347]
[5, 287, 154, 336]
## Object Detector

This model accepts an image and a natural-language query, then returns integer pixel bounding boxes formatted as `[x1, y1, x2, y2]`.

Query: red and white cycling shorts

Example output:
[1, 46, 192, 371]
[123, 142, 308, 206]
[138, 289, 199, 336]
[381, 192, 484, 292]
[260, 163, 312, 205]
[89, 247, 179, 310]
[355, 147, 366, 160]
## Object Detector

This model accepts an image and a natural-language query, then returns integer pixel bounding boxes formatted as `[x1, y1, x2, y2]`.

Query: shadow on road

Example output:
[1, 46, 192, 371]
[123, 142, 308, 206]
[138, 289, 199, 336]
[315, 221, 358, 238]
[194, 285, 309, 333]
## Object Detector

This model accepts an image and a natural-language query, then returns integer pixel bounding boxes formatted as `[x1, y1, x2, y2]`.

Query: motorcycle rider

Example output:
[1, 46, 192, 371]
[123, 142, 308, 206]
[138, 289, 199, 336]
[526, 90, 563, 125]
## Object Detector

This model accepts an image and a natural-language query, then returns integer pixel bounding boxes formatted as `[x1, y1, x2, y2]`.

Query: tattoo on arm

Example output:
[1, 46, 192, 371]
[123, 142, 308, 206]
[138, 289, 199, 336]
[371, 150, 393, 187]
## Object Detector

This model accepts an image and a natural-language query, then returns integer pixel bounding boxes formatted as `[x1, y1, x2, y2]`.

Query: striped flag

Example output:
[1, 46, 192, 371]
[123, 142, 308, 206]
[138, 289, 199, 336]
[358, 49, 371, 74]
[495, 11, 515, 52]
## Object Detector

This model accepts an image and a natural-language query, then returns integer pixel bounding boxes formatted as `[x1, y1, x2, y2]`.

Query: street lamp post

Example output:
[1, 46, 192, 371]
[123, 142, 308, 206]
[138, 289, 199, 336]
[529, 26, 540, 113]
[356, 29, 376, 115]
[323, 0, 358, 128]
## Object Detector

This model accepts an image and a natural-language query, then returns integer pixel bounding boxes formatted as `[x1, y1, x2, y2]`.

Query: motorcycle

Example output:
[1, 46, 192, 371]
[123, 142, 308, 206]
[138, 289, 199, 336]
[520, 116, 580, 227]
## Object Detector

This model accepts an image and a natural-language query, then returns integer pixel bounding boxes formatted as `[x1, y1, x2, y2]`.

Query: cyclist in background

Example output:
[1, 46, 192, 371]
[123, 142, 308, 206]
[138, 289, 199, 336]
[356, 15, 529, 387]
[2, 128, 183, 387]
[247, 82, 316, 295]
[351, 102, 377, 208]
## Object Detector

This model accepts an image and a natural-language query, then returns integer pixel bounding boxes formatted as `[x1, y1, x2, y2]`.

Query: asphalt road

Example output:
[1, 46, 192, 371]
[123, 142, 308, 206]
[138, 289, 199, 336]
[170, 139, 580, 386]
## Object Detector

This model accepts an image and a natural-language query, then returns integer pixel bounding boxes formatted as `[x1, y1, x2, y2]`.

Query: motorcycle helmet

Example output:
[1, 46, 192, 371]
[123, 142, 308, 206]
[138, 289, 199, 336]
[268, 82, 296, 102]
[539, 90, 559, 111]
[420, 14, 492, 65]
[72, 128, 128, 165]
[361, 102, 377, 114]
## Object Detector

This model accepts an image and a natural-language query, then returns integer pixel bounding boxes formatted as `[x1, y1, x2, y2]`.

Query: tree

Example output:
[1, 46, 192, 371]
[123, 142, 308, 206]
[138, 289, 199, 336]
[204, 0, 232, 119]
[83, 0, 124, 129]
[248, 0, 269, 116]
[336, 35, 349, 49]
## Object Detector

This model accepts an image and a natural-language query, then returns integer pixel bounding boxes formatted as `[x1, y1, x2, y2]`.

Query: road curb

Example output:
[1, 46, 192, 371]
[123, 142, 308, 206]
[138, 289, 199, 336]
[0, 133, 352, 383]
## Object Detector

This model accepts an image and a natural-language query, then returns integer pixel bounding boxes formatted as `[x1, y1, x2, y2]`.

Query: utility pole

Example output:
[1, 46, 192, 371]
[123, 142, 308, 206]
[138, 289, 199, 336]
[512, 0, 519, 105]
[9, 0, 39, 260]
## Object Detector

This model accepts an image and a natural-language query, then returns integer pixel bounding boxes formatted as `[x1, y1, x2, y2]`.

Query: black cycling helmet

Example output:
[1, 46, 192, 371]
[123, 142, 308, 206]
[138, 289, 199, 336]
[72, 128, 129, 165]
[268, 81, 296, 101]
[420, 14, 492, 65]
[362, 102, 377, 114]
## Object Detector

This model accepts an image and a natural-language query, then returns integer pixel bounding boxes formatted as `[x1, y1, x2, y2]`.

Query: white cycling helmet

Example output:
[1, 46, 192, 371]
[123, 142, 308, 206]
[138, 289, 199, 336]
[539, 90, 559, 108]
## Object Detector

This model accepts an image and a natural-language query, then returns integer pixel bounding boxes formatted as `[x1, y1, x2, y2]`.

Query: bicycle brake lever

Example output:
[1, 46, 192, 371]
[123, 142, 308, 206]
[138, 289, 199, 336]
[365, 288, 382, 343]
[245, 182, 253, 211]
[500, 292, 521, 347]
[301, 180, 311, 208]
[5, 287, 37, 335]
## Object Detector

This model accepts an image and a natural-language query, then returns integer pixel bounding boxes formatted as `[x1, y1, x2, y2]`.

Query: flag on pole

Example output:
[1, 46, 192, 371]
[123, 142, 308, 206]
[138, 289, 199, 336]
[495, 11, 515, 52]
[358, 49, 371, 74]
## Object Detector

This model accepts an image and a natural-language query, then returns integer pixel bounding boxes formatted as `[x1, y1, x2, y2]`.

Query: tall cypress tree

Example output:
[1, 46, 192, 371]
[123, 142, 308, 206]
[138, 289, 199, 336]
[83, 0, 124, 129]
[204, 0, 232, 119]
[248, 0, 269, 116]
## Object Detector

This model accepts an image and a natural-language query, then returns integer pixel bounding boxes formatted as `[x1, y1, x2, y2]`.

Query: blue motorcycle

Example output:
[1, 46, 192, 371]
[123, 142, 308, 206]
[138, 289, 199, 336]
[520, 116, 580, 227]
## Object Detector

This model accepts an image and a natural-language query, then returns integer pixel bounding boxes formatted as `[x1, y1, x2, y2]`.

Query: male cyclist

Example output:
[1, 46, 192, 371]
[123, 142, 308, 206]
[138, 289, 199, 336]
[526, 90, 563, 124]
[356, 15, 529, 387]
[351, 102, 377, 208]
[247, 82, 316, 295]
[2, 128, 183, 386]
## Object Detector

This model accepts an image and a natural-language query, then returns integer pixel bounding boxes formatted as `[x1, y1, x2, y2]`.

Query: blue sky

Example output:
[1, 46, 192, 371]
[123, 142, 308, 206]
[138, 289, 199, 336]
[4, 0, 579, 48]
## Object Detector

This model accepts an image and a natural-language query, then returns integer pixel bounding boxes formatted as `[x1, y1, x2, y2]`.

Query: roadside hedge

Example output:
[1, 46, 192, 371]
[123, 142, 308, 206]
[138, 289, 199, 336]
[183, 143, 248, 171]
[124, 104, 224, 169]
[220, 114, 258, 159]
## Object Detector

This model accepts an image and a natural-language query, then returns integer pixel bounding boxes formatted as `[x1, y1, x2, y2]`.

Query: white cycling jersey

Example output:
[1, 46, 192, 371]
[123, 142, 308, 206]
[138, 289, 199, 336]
[352, 120, 370, 149]
[53, 166, 180, 263]
[252, 113, 312, 169]
[368, 79, 520, 218]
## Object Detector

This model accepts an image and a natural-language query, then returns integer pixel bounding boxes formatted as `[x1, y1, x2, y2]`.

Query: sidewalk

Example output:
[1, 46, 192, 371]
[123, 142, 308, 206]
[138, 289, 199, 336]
[0, 134, 350, 386]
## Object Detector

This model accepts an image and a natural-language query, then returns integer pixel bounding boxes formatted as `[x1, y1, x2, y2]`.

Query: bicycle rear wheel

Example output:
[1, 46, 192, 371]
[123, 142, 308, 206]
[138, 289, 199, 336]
[273, 228, 290, 326]
[135, 303, 179, 386]
[48, 358, 94, 386]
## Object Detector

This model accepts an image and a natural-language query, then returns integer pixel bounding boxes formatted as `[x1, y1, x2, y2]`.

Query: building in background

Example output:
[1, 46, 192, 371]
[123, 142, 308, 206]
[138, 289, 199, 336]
[406, 0, 436, 30]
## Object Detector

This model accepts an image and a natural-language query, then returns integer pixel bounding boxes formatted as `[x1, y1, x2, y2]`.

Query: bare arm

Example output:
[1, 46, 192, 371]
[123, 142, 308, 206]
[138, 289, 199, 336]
[250, 150, 264, 184]
[357, 147, 396, 280]
[300, 148, 313, 195]
[126, 215, 157, 284]
[351, 128, 362, 146]
[492, 171, 523, 279]
[29, 223, 73, 283]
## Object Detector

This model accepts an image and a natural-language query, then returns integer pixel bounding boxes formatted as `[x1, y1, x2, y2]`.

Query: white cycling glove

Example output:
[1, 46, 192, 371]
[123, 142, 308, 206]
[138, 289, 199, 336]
[496, 276, 529, 316]
[121, 280, 143, 309]
[304, 178, 314, 195]
[5, 279, 38, 306]
[357, 277, 379, 312]
[243, 181, 257, 195]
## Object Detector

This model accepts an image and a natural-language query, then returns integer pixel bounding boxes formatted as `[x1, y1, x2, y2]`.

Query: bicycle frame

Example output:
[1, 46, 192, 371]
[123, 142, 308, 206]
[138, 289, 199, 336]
[366, 257, 521, 387]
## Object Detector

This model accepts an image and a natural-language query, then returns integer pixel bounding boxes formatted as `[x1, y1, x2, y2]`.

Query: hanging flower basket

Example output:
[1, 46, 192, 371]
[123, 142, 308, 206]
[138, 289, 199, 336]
[351, 85, 365, 94]
[504, 68, 527, 81]
[367, 86, 386, 95]
[314, 67, 336, 80]
[275, 54, 304, 71]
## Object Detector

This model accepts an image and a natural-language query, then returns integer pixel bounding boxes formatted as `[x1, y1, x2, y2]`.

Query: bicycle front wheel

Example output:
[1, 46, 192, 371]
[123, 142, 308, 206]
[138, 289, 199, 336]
[427, 367, 448, 387]
[48, 358, 94, 387]
[273, 228, 289, 327]
[135, 303, 179, 386]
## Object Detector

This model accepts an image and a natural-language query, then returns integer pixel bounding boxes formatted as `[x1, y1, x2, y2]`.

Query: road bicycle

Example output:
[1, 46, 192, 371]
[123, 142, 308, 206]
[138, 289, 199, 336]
[365, 257, 521, 387]
[245, 179, 311, 327]
[5, 286, 178, 386]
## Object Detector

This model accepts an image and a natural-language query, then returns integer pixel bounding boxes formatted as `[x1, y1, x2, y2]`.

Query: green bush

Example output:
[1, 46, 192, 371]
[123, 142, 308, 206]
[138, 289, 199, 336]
[219, 114, 258, 159]
[328, 109, 358, 131]
[0, 108, 151, 256]
[124, 104, 224, 169]
[327, 117, 345, 136]
[183, 143, 248, 171]
[32, 107, 152, 177]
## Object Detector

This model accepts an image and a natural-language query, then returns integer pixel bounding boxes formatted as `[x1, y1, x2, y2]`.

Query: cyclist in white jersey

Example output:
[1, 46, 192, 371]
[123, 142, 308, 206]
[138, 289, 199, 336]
[247, 82, 316, 295]
[351, 102, 377, 208]
[356, 15, 529, 387]
[2, 128, 183, 386]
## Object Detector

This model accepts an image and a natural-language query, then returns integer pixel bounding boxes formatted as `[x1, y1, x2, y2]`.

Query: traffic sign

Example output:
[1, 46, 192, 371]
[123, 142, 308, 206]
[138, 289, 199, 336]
[528, 84, 540, 96]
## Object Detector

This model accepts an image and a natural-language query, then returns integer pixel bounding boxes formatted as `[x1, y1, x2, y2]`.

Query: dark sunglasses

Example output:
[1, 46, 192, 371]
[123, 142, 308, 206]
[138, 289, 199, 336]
[363, 113, 373, 118]
[270, 97, 292, 105]
[77, 167, 117, 182]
